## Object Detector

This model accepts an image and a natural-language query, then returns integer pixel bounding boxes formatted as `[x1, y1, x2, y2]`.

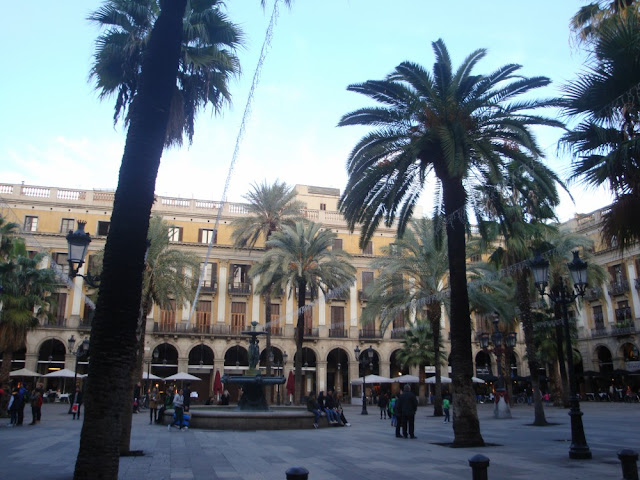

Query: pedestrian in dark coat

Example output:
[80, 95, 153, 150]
[397, 384, 418, 439]
[378, 392, 389, 419]
[71, 386, 83, 420]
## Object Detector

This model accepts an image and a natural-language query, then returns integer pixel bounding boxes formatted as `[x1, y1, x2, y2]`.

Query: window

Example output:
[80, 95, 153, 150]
[592, 305, 604, 330]
[362, 241, 373, 255]
[24, 216, 38, 232]
[330, 306, 346, 337]
[198, 228, 217, 244]
[332, 238, 343, 251]
[304, 307, 313, 335]
[200, 262, 217, 289]
[160, 300, 177, 331]
[270, 304, 281, 335]
[168, 226, 183, 242]
[52, 292, 67, 324]
[97, 221, 110, 236]
[196, 300, 211, 333]
[54, 252, 69, 276]
[610, 264, 626, 284]
[60, 218, 75, 233]
[231, 302, 246, 333]
[320, 203, 326, 211]
[362, 271, 374, 290]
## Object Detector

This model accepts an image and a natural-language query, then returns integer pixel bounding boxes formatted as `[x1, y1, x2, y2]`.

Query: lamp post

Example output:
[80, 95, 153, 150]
[66, 221, 101, 287]
[479, 313, 517, 419]
[355, 345, 374, 415]
[67, 335, 90, 389]
[530, 250, 591, 460]
[147, 349, 159, 395]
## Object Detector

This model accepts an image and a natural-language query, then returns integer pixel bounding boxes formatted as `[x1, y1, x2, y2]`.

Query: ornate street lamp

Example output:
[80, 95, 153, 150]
[530, 250, 591, 460]
[68, 335, 90, 391]
[479, 313, 517, 419]
[66, 221, 101, 287]
[355, 345, 374, 415]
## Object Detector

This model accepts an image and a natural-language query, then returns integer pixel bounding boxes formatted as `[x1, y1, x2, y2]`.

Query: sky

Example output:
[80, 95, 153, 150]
[0, 0, 614, 222]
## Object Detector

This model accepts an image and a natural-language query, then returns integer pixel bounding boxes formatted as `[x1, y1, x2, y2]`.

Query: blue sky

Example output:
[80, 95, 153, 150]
[0, 1, 612, 221]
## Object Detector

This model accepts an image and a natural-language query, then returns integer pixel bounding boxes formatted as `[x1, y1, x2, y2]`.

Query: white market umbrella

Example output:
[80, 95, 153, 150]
[392, 374, 420, 383]
[350, 374, 393, 385]
[142, 371, 162, 380]
[10, 368, 42, 378]
[163, 372, 201, 382]
[425, 375, 485, 384]
[43, 368, 78, 378]
[425, 375, 452, 384]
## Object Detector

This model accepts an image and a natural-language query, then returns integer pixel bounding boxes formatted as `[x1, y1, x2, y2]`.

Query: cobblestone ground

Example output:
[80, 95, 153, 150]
[1, 401, 638, 479]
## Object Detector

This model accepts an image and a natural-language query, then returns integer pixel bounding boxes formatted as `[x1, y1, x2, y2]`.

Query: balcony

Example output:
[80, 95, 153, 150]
[228, 282, 251, 296]
[608, 281, 629, 296]
[329, 328, 347, 338]
[270, 326, 283, 337]
[615, 307, 633, 322]
[41, 319, 67, 328]
[303, 327, 319, 338]
[584, 287, 601, 302]
[326, 288, 349, 302]
[359, 329, 382, 339]
[78, 319, 92, 330]
[200, 281, 217, 294]
[304, 287, 318, 300]
[358, 290, 369, 303]
[391, 329, 406, 339]
[611, 322, 636, 336]
[591, 328, 609, 339]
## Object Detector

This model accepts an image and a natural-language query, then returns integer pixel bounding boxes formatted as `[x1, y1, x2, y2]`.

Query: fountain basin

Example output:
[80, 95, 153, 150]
[161, 405, 328, 430]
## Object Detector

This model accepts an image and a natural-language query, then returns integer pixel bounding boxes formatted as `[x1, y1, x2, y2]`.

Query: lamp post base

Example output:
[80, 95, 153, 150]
[568, 407, 592, 459]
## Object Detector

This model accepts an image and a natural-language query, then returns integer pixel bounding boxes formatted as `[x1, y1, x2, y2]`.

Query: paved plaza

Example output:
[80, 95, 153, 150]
[1, 402, 638, 479]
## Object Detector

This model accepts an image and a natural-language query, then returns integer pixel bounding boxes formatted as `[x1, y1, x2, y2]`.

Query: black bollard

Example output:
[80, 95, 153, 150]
[286, 466, 309, 480]
[618, 449, 639, 480]
[468, 454, 490, 480]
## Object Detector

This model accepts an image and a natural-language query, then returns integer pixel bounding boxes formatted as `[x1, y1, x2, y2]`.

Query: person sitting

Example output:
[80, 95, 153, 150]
[317, 390, 340, 425]
[332, 390, 350, 426]
[306, 392, 322, 429]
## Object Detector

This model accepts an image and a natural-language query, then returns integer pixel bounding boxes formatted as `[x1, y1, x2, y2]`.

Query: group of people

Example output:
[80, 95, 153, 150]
[307, 389, 350, 428]
[5, 382, 44, 426]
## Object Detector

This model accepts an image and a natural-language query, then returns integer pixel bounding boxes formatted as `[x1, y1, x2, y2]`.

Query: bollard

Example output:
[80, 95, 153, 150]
[286, 466, 309, 480]
[468, 454, 490, 480]
[618, 449, 639, 480]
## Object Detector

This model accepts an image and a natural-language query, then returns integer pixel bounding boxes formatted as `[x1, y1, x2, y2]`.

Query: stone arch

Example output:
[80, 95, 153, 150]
[620, 342, 639, 362]
[326, 347, 350, 397]
[188, 344, 214, 367]
[224, 344, 248, 369]
[37, 337, 67, 375]
[153, 342, 179, 378]
[475, 350, 492, 378]
[596, 345, 614, 374]
[390, 349, 409, 377]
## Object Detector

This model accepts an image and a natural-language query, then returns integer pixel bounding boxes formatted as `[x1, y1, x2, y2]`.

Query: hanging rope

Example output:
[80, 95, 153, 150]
[186, 0, 283, 327]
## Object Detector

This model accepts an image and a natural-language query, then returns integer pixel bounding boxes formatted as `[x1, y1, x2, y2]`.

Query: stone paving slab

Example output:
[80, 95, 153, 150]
[0, 402, 638, 479]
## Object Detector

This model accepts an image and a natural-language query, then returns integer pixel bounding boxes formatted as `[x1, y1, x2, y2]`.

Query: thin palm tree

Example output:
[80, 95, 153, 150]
[88, 0, 243, 147]
[570, 0, 638, 45]
[363, 218, 449, 414]
[0, 215, 21, 261]
[338, 39, 561, 446]
[231, 180, 303, 396]
[119, 216, 199, 454]
[250, 221, 355, 404]
[561, 10, 640, 249]
[75, 3, 187, 477]
[0, 253, 57, 391]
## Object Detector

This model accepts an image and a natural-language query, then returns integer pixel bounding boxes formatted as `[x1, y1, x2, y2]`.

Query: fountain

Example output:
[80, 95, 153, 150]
[221, 321, 286, 411]
[162, 322, 321, 429]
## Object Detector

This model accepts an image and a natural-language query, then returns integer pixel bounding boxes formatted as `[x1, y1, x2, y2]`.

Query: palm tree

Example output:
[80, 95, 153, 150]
[88, 0, 243, 147]
[561, 10, 640, 249]
[75, 2, 187, 478]
[250, 221, 356, 404]
[0, 253, 57, 391]
[119, 216, 199, 454]
[395, 319, 445, 406]
[231, 180, 303, 397]
[0, 215, 21, 261]
[570, 0, 638, 45]
[363, 218, 449, 414]
[338, 39, 561, 446]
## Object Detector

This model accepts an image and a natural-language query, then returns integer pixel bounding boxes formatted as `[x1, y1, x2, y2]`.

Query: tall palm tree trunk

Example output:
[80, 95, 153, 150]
[441, 175, 484, 447]
[516, 273, 548, 425]
[74, 3, 186, 478]
[0, 350, 13, 415]
[294, 279, 307, 405]
[428, 304, 444, 416]
[264, 293, 272, 402]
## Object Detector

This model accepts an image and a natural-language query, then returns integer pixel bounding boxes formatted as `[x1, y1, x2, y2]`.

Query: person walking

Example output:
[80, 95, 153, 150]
[378, 392, 389, 419]
[16, 383, 28, 425]
[397, 384, 418, 439]
[71, 386, 83, 420]
[442, 396, 450, 423]
[170, 388, 185, 430]
[28, 384, 43, 425]
[149, 387, 159, 424]
[389, 394, 398, 427]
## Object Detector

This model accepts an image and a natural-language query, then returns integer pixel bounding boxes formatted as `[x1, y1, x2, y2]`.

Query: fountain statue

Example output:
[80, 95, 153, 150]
[222, 321, 286, 411]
